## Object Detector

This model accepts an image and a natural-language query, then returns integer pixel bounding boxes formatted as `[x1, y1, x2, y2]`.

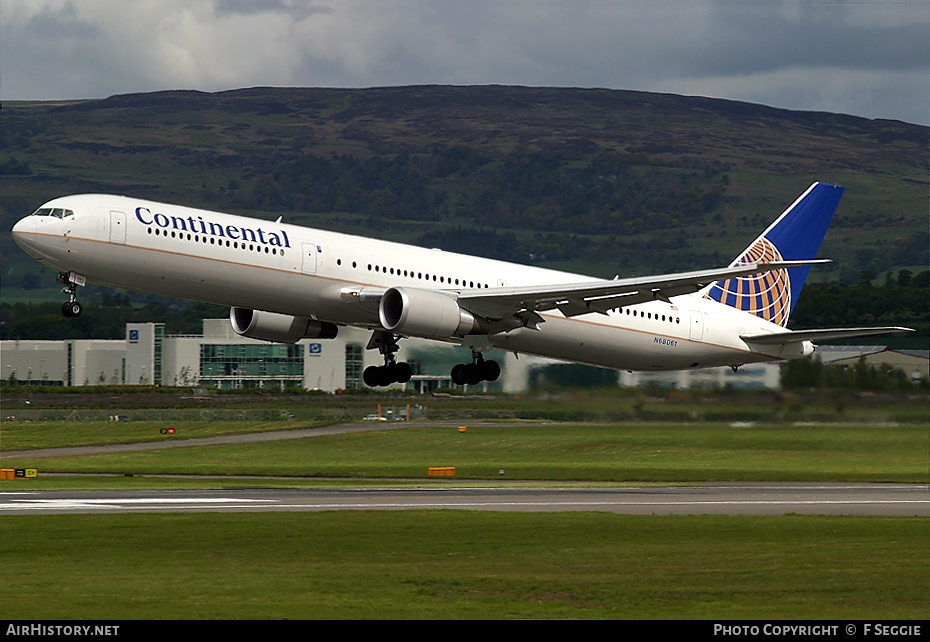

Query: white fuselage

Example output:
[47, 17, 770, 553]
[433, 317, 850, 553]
[12, 194, 811, 371]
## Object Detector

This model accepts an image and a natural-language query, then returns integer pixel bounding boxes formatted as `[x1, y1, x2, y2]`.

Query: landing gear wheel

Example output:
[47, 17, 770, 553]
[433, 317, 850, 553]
[61, 301, 82, 318]
[391, 361, 413, 384]
[480, 359, 501, 382]
[463, 363, 482, 386]
[376, 366, 394, 387]
[363, 366, 382, 387]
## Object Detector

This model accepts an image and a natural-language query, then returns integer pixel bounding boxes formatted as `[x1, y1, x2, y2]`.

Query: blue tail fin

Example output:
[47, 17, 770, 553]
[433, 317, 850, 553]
[703, 182, 844, 326]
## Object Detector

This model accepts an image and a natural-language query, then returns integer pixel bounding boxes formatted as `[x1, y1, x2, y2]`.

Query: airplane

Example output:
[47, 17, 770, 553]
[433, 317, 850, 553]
[11, 182, 911, 387]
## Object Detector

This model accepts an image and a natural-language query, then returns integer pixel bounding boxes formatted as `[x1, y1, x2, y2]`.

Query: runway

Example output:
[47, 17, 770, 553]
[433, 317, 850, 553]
[1, 483, 927, 516]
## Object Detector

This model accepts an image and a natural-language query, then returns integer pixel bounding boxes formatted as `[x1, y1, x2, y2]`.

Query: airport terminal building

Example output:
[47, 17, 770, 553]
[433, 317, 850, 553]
[0, 320, 529, 393]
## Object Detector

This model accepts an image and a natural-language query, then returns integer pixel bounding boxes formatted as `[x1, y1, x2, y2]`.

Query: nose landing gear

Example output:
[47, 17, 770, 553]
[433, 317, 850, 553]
[57, 272, 85, 318]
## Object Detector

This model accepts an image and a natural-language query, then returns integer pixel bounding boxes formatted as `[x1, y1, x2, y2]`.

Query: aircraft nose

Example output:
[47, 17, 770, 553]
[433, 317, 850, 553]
[12, 215, 36, 239]
[12, 216, 38, 252]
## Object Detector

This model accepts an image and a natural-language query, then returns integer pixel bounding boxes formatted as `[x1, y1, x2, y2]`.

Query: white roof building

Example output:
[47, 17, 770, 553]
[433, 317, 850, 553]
[1, 320, 528, 393]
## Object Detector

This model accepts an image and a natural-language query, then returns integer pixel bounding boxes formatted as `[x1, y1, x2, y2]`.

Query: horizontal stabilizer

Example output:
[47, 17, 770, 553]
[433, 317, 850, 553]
[741, 327, 914, 345]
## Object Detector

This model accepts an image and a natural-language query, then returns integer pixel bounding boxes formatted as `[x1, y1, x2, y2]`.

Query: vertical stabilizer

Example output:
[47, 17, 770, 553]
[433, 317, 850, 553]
[703, 182, 843, 326]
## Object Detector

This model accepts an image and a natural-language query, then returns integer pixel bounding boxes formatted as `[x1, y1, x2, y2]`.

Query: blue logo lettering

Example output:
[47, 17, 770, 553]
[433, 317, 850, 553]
[133, 205, 290, 248]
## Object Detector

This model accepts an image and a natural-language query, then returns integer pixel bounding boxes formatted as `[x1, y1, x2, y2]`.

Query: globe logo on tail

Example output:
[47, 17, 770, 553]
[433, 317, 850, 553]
[705, 237, 792, 327]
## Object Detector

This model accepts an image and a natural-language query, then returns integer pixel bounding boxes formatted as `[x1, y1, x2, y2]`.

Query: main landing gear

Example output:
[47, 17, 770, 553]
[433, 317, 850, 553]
[363, 332, 413, 387]
[451, 350, 501, 386]
[362, 333, 501, 388]
[58, 272, 85, 318]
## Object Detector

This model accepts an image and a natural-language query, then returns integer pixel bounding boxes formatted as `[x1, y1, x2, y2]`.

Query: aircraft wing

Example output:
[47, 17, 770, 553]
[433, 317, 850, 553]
[741, 326, 914, 345]
[455, 260, 830, 325]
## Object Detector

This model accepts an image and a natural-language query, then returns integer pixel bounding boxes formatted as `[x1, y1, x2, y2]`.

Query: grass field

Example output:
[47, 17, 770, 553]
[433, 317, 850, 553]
[1, 512, 927, 619]
[3, 421, 926, 483]
[1, 406, 927, 619]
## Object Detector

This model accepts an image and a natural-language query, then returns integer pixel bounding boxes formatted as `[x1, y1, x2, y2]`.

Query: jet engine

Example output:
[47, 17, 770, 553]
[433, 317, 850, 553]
[230, 307, 338, 343]
[379, 287, 484, 339]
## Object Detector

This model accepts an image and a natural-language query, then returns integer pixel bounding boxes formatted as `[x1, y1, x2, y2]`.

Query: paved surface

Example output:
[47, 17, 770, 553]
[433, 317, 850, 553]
[1, 483, 927, 516]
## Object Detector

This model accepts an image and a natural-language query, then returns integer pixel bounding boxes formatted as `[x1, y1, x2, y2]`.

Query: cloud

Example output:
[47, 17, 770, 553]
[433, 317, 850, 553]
[2, 0, 928, 124]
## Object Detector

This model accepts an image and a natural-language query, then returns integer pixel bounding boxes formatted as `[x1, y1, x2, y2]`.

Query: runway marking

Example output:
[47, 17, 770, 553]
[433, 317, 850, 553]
[5, 499, 925, 512]
[265, 499, 929, 509]
[0, 498, 271, 511]
[1, 489, 926, 514]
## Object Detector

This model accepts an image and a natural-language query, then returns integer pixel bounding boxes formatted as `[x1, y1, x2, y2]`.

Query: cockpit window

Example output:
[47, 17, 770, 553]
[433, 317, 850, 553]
[32, 207, 74, 218]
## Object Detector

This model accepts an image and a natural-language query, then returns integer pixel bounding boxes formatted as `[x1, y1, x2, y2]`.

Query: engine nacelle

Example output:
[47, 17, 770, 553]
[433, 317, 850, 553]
[379, 287, 483, 339]
[230, 307, 338, 343]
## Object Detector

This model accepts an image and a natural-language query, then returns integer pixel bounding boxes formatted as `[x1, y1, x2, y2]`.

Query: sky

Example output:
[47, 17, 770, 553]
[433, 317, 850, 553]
[2, 0, 929, 125]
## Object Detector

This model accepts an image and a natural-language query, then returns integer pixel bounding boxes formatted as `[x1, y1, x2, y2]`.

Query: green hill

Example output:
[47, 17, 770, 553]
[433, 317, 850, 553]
[2, 85, 927, 296]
